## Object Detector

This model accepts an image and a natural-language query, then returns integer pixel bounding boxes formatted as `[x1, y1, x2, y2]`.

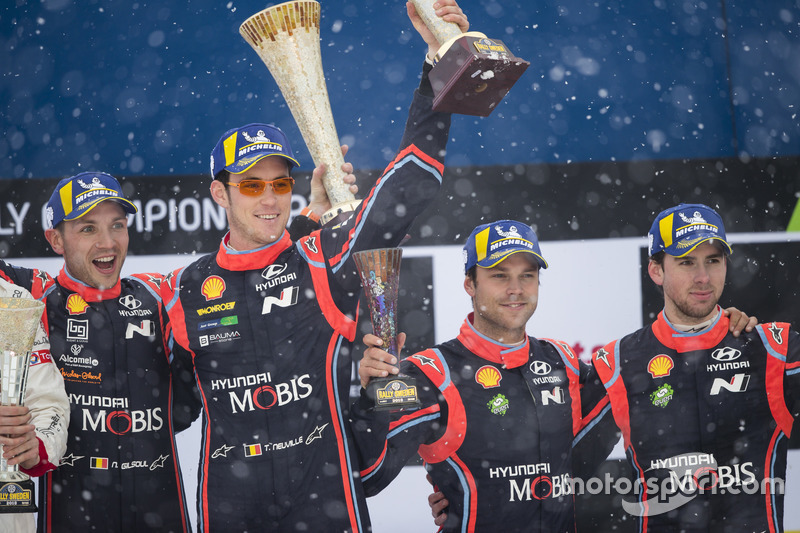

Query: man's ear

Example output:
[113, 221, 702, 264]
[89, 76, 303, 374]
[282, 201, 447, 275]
[463, 275, 476, 297]
[44, 228, 65, 255]
[648, 260, 664, 287]
[210, 180, 230, 208]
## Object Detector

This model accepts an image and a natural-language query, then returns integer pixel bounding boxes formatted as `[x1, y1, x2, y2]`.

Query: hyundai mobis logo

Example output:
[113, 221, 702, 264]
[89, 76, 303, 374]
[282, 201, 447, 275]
[72, 394, 164, 435]
[210, 371, 313, 414]
[611, 452, 773, 517]
[489, 462, 572, 502]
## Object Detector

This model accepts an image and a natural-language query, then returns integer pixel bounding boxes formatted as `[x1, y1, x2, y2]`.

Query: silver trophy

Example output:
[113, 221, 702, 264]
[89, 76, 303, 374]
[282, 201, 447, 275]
[240, 1, 360, 225]
[353, 248, 420, 411]
[0, 297, 45, 512]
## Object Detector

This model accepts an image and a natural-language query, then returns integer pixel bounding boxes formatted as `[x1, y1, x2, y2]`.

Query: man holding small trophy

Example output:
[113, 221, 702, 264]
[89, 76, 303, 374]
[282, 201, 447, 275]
[349, 220, 616, 532]
[160, 1, 469, 531]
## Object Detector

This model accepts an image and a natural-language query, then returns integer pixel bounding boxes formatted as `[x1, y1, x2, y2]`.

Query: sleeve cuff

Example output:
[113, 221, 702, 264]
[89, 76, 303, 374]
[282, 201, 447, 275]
[300, 206, 321, 224]
[20, 437, 55, 478]
[288, 209, 322, 241]
[419, 60, 435, 97]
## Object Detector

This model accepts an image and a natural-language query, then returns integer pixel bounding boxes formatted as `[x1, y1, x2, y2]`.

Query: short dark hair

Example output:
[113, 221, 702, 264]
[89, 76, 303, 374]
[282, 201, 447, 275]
[648, 254, 665, 295]
[650, 251, 666, 266]
[214, 169, 230, 183]
[466, 266, 477, 284]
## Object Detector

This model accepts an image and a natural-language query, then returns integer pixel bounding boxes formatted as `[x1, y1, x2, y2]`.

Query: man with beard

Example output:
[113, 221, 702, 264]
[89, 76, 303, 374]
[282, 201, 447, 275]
[584, 203, 800, 532]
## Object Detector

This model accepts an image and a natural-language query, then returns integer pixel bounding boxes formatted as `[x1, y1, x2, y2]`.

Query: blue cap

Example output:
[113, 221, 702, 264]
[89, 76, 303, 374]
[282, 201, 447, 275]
[210, 123, 300, 179]
[648, 203, 732, 257]
[46, 172, 137, 229]
[463, 220, 548, 274]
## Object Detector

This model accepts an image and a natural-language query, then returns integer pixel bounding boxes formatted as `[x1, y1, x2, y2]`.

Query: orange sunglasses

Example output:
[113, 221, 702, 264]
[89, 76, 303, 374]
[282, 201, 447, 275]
[226, 177, 295, 196]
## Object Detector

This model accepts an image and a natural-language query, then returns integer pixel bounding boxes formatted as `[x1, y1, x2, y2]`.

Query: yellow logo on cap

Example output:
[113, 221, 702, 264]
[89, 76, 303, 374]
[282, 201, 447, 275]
[223, 132, 238, 167]
[59, 180, 74, 217]
[659, 213, 674, 249]
[676, 236, 705, 250]
[474, 227, 491, 262]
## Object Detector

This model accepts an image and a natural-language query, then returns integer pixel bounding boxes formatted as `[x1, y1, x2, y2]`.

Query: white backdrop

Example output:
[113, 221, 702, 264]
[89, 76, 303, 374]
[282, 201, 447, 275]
[15, 231, 800, 532]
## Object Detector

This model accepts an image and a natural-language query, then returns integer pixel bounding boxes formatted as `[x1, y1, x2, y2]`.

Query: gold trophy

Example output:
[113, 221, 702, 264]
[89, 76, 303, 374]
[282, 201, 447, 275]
[240, 1, 360, 225]
[410, 0, 529, 116]
[353, 249, 420, 411]
[0, 297, 45, 513]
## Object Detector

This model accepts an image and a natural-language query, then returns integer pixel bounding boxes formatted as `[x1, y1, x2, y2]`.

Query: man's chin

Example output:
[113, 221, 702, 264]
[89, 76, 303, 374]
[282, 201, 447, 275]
[91, 273, 121, 290]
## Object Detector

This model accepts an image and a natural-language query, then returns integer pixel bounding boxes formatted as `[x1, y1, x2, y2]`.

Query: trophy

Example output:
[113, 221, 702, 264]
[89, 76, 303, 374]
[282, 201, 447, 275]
[0, 297, 45, 513]
[353, 249, 420, 411]
[410, 0, 530, 116]
[240, 1, 360, 225]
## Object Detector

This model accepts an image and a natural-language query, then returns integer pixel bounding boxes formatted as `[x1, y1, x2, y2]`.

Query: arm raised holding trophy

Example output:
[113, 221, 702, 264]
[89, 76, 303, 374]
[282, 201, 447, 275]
[159, 2, 470, 532]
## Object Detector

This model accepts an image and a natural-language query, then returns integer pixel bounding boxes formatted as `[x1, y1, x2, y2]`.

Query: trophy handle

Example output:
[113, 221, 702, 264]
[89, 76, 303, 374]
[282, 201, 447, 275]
[408, 0, 486, 60]
[240, 1, 360, 225]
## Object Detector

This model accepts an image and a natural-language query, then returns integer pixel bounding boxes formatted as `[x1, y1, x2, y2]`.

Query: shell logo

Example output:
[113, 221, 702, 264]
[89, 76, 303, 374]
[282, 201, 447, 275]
[66, 293, 89, 315]
[647, 354, 674, 378]
[475, 365, 502, 389]
[201, 276, 226, 301]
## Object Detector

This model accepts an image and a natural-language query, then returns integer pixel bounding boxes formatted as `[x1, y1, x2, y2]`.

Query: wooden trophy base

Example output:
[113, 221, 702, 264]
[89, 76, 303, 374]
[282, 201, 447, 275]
[430, 34, 530, 117]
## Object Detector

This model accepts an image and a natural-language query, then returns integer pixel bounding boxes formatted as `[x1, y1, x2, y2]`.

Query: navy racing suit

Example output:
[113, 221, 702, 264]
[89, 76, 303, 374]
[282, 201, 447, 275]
[161, 69, 451, 533]
[0, 261, 195, 533]
[587, 309, 800, 532]
[351, 314, 613, 533]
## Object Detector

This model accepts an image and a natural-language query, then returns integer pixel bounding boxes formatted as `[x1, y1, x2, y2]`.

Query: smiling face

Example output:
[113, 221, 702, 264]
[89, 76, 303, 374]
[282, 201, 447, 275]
[211, 156, 292, 251]
[649, 241, 727, 325]
[45, 200, 129, 290]
[464, 253, 540, 344]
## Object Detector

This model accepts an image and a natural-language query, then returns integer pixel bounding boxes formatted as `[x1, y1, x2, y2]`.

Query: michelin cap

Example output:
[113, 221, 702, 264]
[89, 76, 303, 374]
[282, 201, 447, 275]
[210, 123, 300, 179]
[463, 220, 548, 274]
[648, 203, 732, 257]
[46, 172, 137, 229]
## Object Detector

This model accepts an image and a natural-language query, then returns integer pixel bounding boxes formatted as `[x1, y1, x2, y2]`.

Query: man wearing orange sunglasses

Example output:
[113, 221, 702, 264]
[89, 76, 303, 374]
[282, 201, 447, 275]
[159, 1, 470, 531]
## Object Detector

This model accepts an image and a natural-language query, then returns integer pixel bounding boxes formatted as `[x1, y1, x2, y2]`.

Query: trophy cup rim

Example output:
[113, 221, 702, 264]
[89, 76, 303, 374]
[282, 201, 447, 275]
[240, 0, 320, 28]
[0, 297, 45, 312]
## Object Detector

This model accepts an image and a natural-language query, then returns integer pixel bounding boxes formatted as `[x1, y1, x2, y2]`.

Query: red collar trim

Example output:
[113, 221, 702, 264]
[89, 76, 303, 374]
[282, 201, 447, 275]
[456, 313, 530, 368]
[216, 231, 293, 271]
[56, 267, 121, 301]
[651, 307, 729, 353]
